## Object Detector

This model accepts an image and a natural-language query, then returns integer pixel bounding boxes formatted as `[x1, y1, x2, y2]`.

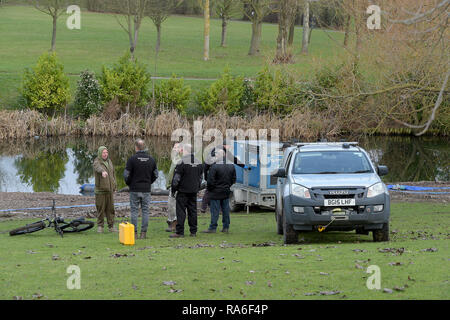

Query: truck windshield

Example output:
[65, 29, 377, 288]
[292, 151, 373, 174]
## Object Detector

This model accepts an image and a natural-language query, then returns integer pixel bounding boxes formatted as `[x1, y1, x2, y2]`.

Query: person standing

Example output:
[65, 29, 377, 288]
[170, 144, 204, 238]
[165, 143, 183, 232]
[201, 143, 247, 213]
[93, 146, 117, 233]
[124, 139, 158, 239]
[202, 149, 236, 234]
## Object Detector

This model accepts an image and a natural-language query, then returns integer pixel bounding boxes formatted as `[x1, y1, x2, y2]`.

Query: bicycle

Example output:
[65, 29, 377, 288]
[9, 200, 94, 237]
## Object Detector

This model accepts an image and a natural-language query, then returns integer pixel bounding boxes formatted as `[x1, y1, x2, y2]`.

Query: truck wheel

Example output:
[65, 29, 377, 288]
[275, 200, 283, 235]
[283, 213, 298, 244]
[229, 194, 243, 212]
[276, 212, 283, 235]
[372, 223, 390, 242]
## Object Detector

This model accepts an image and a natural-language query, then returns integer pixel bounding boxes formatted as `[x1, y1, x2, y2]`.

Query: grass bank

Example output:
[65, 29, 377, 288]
[0, 202, 448, 299]
[0, 5, 344, 108]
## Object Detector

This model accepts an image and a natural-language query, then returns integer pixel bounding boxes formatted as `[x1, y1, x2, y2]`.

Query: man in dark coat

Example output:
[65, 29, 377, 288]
[202, 149, 236, 233]
[124, 139, 158, 239]
[169, 144, 204, 238]
[201, 143, 247, 213]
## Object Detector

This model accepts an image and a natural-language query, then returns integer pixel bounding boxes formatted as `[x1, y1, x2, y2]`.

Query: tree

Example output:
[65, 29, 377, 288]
[274, 0, 298, 63]
[203, 0, 210, 61]
[380, 0, 450, 135]
[301, 0, 310, 54]
[241, 0, 276, 55]
[21, 52, 71, 115]
[146, 0, 183, 53]
[31, 0, 72, 51]
[215, 0, 239, 47]
[112, 0, 150, 60]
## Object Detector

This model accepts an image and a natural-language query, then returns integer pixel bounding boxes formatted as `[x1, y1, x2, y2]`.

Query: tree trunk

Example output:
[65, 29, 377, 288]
[156, 23, 161, 52]
[248, 21, 262, 56]
[51, 15, 57, 51]
[221, 16, 228, 47]
[301, 0, 310, 54]
[203, 0, 210, 61]
[343, 14, 351, 47]
[288, 20, 295, 47]
[354, 0, 363, 53]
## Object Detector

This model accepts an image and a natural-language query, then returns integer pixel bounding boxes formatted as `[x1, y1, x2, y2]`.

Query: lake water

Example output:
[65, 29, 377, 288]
[0, 136, 448, 195]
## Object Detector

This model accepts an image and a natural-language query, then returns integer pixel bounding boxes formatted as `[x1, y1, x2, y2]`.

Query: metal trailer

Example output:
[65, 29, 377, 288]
[229, 140, 283, 212]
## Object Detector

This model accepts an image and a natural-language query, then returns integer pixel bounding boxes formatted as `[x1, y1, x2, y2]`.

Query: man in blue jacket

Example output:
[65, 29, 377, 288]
[124, 139, 158, 239]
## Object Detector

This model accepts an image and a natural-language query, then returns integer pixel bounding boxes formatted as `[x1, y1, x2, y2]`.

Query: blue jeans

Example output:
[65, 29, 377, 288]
[130, 192, 151, 233]
[209, 199, 230, 231]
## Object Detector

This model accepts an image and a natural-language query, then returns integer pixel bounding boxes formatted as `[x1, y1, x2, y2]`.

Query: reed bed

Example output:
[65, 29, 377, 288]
[1, 109, 443, 141]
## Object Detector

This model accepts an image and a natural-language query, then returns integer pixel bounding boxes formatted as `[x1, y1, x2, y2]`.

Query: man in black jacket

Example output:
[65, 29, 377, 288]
[202, 149, 236, 234]
[124, 139, 158, 239]
[201, 143, 247, 213]
[170, 144, 204, 238]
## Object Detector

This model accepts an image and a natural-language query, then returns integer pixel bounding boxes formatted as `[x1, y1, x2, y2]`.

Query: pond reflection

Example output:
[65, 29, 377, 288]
[0, 136, 447, 195]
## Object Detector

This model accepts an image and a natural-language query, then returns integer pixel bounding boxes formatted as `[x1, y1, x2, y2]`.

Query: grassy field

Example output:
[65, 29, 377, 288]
[0, 202, 448, 300]
[0, 5, 344, 108]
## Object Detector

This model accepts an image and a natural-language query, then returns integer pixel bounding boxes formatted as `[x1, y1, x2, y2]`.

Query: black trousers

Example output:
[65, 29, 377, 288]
[175, 192, 197, 235]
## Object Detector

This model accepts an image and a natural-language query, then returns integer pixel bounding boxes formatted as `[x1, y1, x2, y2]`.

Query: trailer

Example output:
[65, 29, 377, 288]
[229, 140, 283, 212]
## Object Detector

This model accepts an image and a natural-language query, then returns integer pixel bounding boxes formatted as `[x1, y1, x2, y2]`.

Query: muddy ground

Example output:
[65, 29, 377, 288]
[0, 182, 448, 221]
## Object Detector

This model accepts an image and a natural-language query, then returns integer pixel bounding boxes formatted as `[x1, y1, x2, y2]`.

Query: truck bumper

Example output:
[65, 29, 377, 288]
[283, 193, 390, 231]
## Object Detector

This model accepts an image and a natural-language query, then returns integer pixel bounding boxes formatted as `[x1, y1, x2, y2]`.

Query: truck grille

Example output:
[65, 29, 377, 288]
[311, 187, 366, 200]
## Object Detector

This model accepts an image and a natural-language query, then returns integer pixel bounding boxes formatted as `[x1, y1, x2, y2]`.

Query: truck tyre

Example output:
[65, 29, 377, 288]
[283, 213, 298, 244]
[275, 200, 283, 235]
[372, 223, 390, 242]
[276, 212, 283, 235]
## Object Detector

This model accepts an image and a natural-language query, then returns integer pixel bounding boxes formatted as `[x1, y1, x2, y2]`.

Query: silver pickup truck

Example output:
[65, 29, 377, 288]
[272, 142, 390, 244]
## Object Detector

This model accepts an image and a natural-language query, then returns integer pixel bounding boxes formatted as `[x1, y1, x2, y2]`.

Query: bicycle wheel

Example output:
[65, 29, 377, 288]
[59, 219, 94, 233]
[9, 221, 46, 236]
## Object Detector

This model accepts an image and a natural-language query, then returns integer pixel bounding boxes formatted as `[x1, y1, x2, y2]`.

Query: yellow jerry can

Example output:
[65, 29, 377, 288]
[119, 222, 135, 246]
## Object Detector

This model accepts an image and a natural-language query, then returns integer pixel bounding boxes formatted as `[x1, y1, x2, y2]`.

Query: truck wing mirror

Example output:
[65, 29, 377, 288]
[377, 165, 389, 176]
[271, 168, 286, 178]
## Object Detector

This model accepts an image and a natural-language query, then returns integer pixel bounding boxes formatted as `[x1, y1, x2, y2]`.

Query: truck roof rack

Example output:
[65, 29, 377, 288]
[295, 142, 359, 148]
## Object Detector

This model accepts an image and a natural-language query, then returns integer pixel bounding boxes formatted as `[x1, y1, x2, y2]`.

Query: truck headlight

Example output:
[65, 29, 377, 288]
[291, 184, 311, 199]
[367, 183, 386, 198]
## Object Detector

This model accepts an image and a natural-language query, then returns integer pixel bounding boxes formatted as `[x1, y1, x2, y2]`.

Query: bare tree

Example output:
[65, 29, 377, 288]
[306, 0, 449, 136]
[241, 0, 276, 55]
[197, 0, 211, 61]
[112, 0, 149, 60]
[274, 0, 298, 63]
[379, 0, 450, 135]
[216, 0, 239, 47]
[146, 0, 183, 53]
[31, 0, 72, 51]
[301, 0, 310, 54]
[204, 0, 210, 61]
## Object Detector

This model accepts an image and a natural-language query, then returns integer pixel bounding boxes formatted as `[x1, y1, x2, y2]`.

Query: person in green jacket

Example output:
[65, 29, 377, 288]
[93, 146, 117, 233]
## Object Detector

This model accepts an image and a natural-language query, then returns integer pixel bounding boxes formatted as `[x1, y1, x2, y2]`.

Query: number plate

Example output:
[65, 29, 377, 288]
[324, 199, 355, 206]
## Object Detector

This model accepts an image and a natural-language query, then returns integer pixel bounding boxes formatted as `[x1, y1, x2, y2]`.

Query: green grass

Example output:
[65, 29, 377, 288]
[0, 202, 448, 300]
[0, 5, 345, 108]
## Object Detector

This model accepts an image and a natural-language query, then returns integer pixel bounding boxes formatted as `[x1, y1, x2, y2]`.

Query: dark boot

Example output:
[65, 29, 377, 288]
[169, 233, 184, 238]
[201, 229, 216, 234]
[165, 220, 177, 232]
[139, 232, 147, 239]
